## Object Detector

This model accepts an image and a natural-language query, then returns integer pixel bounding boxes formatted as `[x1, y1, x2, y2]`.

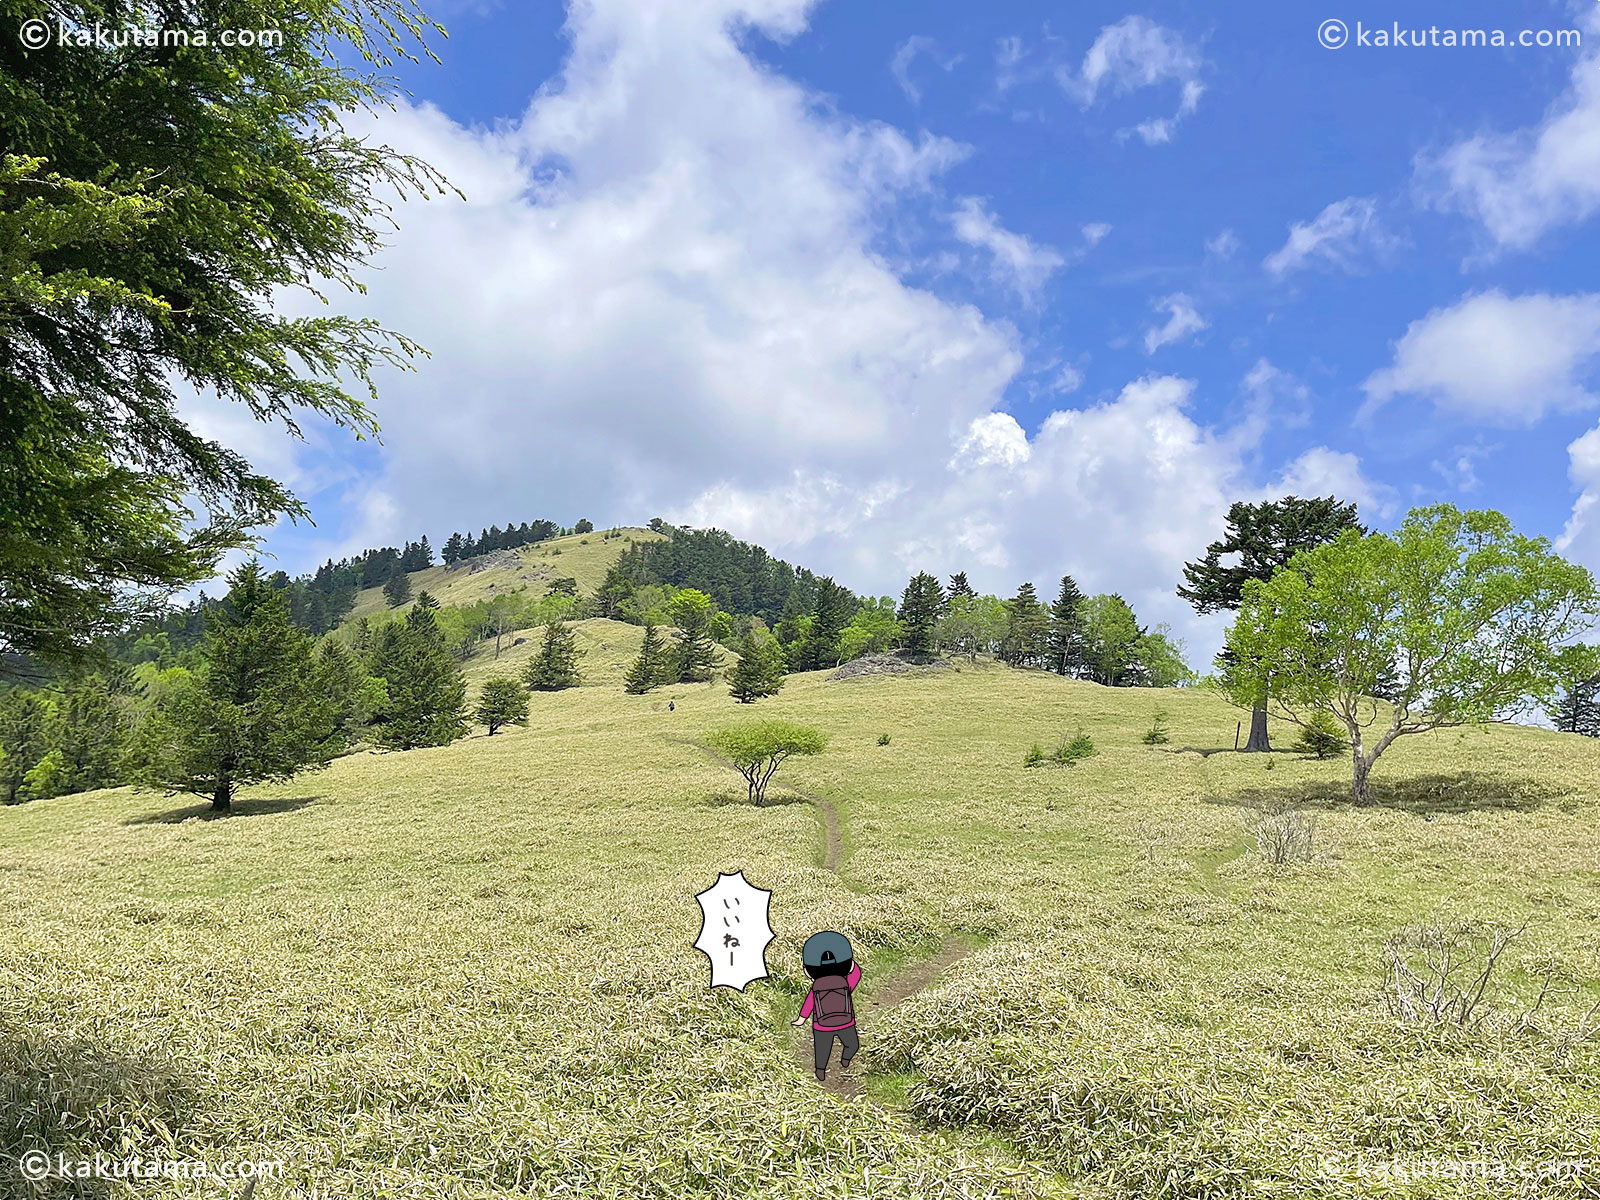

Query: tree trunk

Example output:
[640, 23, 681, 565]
[211, 778, 232, 811]
[1242, 704, 1271, 753]
[1350, 749, 1374, 806]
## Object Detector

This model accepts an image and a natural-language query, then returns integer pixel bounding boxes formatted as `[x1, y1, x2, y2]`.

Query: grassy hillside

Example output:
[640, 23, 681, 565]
[460, 617, 690, 692]
[345, 526, 664, 623]
[3, 668, 1599, 1198]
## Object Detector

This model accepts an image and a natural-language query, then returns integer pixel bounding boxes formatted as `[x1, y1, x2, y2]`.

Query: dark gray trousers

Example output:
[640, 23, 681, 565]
[812, 1025, 859, 1072]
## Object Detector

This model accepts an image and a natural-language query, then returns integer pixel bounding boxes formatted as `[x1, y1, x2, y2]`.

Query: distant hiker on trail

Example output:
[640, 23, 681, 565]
[791, 930, 859, 1082]
[668, 700, 675, 711]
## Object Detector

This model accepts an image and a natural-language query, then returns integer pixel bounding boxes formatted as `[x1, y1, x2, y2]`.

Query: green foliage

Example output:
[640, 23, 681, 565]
[1294, 710, 1349, 759]
[1224, 505, 1600, 803]
[20, 748, 71, 802]
[134, 561, 336, 809]
[1022, 741, 1046, 769]
[728, 631, 786, 703]
[368, 607, 468, 752]
[1024, 729, 1096, 768]
[524, 621, 583, 691]
[939, 593, 1007, 662]
[1179, 495, 1364, 613]
[0, 689, 55, 804]
[1002, 582, 1050, 668]
[317, 639, 384, 750]
[1547, 645, 1600, 737]
[1046, 575, 1087, 676]
[897, 572, 945, 655]
[702, 719, 829, 804]
[383, 568, 413, 608]
[624, 624, 668, 694]
[666, 589, 720, 682]
[1141, 710, 1171, 745]
[838, 596, 901, 662]
[475, 676, 529, 736]
[1079, 594, 1145, 685]
[877, 733, 892, 746]
[1, 6, 448, 672]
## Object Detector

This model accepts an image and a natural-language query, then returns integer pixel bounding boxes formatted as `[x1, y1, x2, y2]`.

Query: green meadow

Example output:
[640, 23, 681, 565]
[3, 663, 1599, 1198]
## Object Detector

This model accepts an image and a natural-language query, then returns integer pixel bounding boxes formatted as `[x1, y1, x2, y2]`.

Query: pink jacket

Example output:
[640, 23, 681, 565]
[799, 963, 862, 1030]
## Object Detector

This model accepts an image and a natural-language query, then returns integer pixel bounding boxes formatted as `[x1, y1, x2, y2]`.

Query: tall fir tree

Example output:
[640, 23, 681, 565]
[1179, 495, 1362, 751]
[625, 624, 667, 694]
[947, 572, 975, 601]
[368, 606, 467, 751]
[1549, 671, 1600, 737]
[729, 630, 787, 702]
[667, 589, 720, 682]
[0, 690, 54, 805]
[135, 561, 336, 810]
[1046, 575, 1087, 677]
[1002, 582, 1050, 668]
[524, 621, 583, 691]
[898, 572, 945, 655]
[442, 532, 464, 564]
[383, 566, 412, 607]
[475, 676, 529, 735]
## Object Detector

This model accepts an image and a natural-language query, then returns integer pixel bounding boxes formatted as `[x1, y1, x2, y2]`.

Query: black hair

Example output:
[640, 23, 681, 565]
[805, 957, 853, 980]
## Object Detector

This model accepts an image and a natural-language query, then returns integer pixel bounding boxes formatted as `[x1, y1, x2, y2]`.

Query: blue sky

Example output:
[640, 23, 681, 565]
[209, 0, 1600, 663]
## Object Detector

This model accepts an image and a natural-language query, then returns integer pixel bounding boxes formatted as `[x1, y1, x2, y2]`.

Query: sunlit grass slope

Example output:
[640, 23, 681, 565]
[3, 666, 1599, 1199]
[344, 526, 663, 623]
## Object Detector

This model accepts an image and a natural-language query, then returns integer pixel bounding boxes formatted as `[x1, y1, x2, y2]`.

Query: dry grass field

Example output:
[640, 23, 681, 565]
[2, 660, 1598, 1198]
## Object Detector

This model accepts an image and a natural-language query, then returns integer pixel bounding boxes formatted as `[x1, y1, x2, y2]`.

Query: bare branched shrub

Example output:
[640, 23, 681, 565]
[1255, 809, 1316, 864]
[1382, 917, 1525, 1027]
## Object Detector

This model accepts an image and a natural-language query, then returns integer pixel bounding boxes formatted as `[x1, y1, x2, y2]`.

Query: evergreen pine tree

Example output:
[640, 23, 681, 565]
[524, 621, 583, 691]
[667, 589, 720, 682]
[417, 535, 433, 568]
[475, 676, 529, 735]
[1550, 672, 1600, 736]
[442, 532, 464, 564]
[57, 674, 129, 793]
[729, 631, 786, 702]
[947, 571, 975, 600]
[1046, 575, 1087, 676]
[1002, 582, 1050, 668]
[368, 606, 467, 750]
[898, 572, 945, 655]
[415, 590, 440, 610]
[383, 566, 412, 607]
[0, 690, 54, 805]
[625, 623, 666, 694]
[135, 561, 336, 810]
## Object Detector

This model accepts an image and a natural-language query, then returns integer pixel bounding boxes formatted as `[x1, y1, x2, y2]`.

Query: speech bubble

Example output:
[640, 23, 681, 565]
[693, 870, 775, 990]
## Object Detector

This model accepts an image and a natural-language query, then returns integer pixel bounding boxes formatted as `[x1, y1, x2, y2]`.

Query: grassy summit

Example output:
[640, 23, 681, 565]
[3, 665, 1597, 1197]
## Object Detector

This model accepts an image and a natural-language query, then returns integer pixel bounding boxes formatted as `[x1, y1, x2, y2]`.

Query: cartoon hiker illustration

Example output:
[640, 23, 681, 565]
[790, 930, 860, 1082]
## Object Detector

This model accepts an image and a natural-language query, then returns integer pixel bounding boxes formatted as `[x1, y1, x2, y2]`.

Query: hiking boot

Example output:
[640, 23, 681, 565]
[840, 1056, 854, 1069]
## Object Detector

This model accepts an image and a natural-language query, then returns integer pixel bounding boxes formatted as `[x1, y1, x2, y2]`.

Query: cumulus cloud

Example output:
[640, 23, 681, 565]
[950, 196, 1066, 299]
[1143, 293, 1208, 353]
[1263, 196, 1398, 276]
[1361, 291, 1600, 424]
[1269, 447, 1395, 519]
[1557, 423, 1600, 572]
[1418, 14, 1600, 254]
[1060, 16, 1205, 145]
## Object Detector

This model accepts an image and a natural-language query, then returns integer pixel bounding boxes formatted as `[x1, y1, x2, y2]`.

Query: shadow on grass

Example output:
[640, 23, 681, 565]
[124, 795, 322, 826]
[1219, 772, 1562, 817]
[0, 1033, 199, 1198]
[1169, 745, 1299, 758]
[701, 788, 810, 809]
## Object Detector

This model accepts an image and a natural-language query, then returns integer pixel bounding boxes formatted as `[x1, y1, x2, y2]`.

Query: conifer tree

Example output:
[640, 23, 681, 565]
[667, 589, 720, 682]
[1046, 575, 1087, 677]
[625, 623, 667, 694]
[898, 572, 945, 655]
[442, 532, 464, 564]
[524, 621, 584, 691]
[368, 606, 467, 751]
[947, 572, 975, 600]
[1549, 661, 1600, 737]
[0, 690, 54, 805]
[729, 631, 787, 702]
[415, 590, 440, 610]
[1002, 582, 1050, 668]
[135, 561, 336, 810]
[383, 566, 412, 607]
[475, 676, 529, 735]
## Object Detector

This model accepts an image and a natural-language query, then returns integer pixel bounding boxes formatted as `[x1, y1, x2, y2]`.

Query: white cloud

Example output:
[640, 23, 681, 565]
[1418, 14, 1600, 253]
[1557, 423, 1600, 572]
[1269, 447, 1395, 519]
[1061, 16, 1205, 145]
[1205, 228, 1239, 260]
[951, 412, 1031, 469]
[890, 35, 960, 106]
[1143, 292, 1208, 354]
[1051, 364, 1085, 394]
[951, 196, 1066, 299]
[1081, 221, 1112, 246]
[1361, 290, 1600, 424]
[1263, 196, 1398, 276]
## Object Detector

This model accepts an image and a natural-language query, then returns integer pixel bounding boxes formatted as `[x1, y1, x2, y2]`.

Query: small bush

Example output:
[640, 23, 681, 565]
[1023, 742, 1046, 768]
[1027, 730, 1095, 768]
[1141, 709, 1171, 745]
[877, 733, 891, 746]
[1255, 809, 1315, 864]
[1295, 710, 1348, 759]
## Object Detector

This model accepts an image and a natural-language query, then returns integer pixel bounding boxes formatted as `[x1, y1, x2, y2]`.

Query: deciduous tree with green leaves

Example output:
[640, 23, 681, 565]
[1180, 495, 1363, 751]
[703, 720, 828, 805]
[1222, 506, 1599, 805]
[1, 4, 449, 674]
